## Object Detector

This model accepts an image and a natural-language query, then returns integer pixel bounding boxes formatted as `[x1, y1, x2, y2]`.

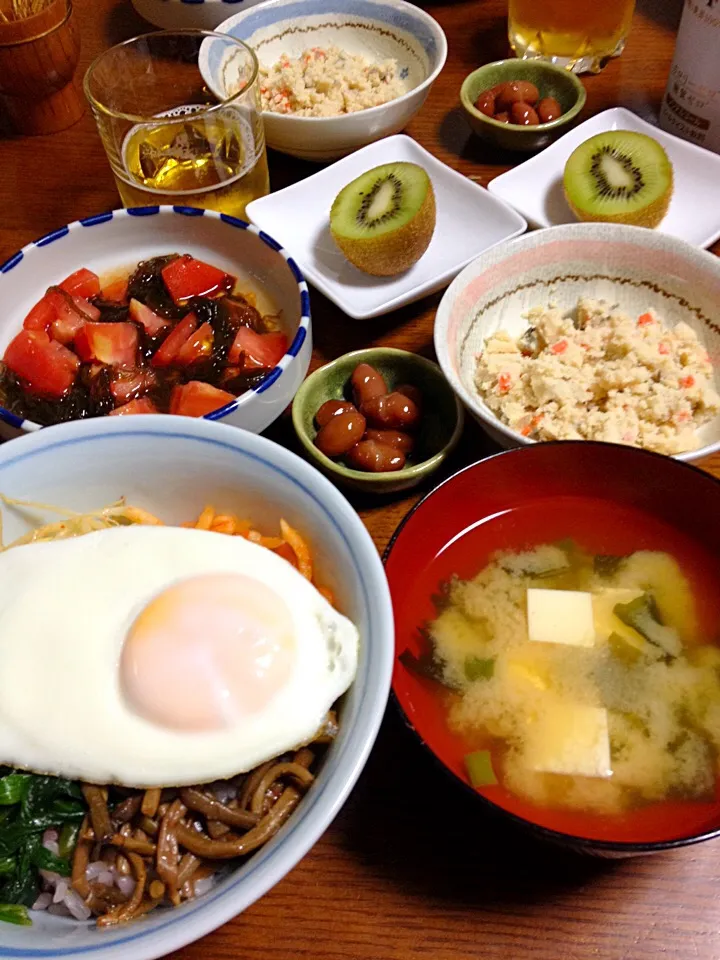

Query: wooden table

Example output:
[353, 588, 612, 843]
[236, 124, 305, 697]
[4, 0, 720, 956]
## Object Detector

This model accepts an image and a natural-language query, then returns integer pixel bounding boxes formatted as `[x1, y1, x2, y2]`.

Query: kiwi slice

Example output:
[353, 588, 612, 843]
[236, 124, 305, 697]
[563, 131, 673, 229]
[329, 162, 436, 276]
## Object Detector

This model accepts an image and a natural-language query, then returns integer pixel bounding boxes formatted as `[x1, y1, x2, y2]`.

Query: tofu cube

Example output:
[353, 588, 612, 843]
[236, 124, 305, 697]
[523, 702, 612, 779]
[527, 588, 595, 647]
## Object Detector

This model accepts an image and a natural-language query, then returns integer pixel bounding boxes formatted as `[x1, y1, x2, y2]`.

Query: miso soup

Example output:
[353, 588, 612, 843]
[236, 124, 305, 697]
[399, 497, 720, 842]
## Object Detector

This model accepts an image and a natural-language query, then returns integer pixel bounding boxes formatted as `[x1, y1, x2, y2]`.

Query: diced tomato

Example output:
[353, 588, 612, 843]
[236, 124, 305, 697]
[110, 368, 156, 404]
[161, 256, 235, 304]
[59, 268, 100, 300]
[150, 313, 198, 368]
[101, 278, 129, 304]
[109, 397, 158, 416]
[680, 375, 695, 388]
[170, 381, 235, 417]
[23, 295, 56, 332]
[129, 299, 170, 337]
[45, 288, 100, 344]
[3, 330, 79, 397]
[175, 322, 214, 366]
[75, 322, 139, 369]
[637, 312, 655, 326]
[228, 327, 288, 369]
[550, 339, 568, 355]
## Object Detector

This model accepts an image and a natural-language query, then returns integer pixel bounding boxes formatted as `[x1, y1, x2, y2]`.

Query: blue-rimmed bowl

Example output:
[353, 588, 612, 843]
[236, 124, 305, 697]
[207, 0, 447, 161]
[0, 414, 393, 959]
[0, 206, 311, 440]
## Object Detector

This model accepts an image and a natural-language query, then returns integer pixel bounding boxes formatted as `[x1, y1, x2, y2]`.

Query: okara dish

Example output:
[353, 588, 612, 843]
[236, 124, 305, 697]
[474, 297, 720, 455]
[1, 255, 289, 424]
[0, 497, 357, 927]
[258, 46, 404, 117]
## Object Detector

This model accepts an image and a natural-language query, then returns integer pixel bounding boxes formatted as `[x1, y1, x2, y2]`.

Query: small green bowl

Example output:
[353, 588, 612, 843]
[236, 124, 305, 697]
[460, 59, 586, 152]
[292, 348, 464, 495]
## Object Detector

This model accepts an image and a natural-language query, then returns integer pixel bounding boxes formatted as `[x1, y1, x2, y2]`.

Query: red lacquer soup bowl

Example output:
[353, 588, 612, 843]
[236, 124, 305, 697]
[385, 441, 720, 856]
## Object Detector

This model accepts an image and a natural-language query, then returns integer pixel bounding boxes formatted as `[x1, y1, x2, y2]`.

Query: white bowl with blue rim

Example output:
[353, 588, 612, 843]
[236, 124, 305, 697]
[0, 206, 311, 440]
[0, 413, 393, 960]
[205, 0, 447, 161]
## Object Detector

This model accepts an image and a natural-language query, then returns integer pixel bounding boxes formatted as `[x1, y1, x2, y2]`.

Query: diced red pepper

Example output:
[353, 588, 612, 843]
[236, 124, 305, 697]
[128, 299, 170, 338]
[637, 313, 654, 326]
[228, 327, 288, 369]
[150, 313, 198, 368]
[23, 295, 56, 333]
[101, 278, 129, 304]
[59, 268, 101, 300]
[109, 397, 158, 416]
[75, 322, 139, 369]
[110, 369, 156, 405]
[169, 381, 235, 417]
[161, 256, 234, 304]
[3, 330, 79, 397]
[175, 322, 214, 366]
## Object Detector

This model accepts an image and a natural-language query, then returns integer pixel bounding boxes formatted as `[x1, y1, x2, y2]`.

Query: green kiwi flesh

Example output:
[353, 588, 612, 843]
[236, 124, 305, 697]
[329, 162, 436, 276]
[563, 131, 674, 229]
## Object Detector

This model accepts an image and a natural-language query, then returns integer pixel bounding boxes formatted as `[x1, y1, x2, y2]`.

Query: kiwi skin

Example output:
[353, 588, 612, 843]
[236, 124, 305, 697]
[330, 173, 436, 277]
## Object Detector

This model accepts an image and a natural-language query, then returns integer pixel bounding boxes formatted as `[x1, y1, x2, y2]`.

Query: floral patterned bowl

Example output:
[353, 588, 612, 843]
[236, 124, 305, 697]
[433, 223, 720, 463]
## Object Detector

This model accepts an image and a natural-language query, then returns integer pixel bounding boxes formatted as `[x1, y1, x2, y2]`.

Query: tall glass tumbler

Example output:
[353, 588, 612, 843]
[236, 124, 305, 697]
[84, 30, 269, 219]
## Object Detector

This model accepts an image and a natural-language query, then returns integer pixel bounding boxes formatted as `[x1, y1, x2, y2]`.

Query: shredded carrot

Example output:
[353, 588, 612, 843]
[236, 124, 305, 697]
[637, 312, 654, 326]
[194, 505, 215, 530]
[247, 530, 285, 550]
[280, 519, 313, 582]
[318, 585, 336, 606]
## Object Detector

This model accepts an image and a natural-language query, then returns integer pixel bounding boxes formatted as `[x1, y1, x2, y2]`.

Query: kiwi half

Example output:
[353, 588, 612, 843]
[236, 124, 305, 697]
[329, 162, 436, 277]
[563, 131, 673, 229]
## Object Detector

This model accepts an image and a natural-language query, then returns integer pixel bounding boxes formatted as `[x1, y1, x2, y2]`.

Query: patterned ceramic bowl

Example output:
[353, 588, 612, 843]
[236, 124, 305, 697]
[434, 223, 720, 463]
[207, 0, 447, 161]
[0, 206, 311, 440]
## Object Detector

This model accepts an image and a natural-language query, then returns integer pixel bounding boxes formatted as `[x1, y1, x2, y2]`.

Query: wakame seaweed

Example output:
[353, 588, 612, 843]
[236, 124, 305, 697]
[0, 770, 85, 913]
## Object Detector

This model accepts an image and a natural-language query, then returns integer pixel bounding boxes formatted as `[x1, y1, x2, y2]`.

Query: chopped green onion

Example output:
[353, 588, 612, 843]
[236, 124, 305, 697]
[0, 904, 31, 926]
[465, 750, 498, 787]
[464, 656, 495, 682]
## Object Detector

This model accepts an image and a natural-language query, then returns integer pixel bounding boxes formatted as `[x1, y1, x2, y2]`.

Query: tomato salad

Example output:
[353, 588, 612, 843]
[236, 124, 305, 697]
[0, 255, 289, 424]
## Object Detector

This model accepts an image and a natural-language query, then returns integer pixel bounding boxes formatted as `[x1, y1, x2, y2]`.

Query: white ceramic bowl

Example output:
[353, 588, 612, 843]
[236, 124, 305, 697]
[0, 206, 311, 440]
[0, 414, 393, 960]
[434, 223, 720, 463]
[207, 0, 447, 161]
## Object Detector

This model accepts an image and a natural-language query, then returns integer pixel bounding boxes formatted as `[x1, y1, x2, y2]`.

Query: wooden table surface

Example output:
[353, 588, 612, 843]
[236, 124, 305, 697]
[4, 0, 720, 956]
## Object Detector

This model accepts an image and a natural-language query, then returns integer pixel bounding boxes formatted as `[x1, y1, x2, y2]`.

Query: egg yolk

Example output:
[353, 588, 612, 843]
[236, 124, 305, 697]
[121, 573, 296, 731]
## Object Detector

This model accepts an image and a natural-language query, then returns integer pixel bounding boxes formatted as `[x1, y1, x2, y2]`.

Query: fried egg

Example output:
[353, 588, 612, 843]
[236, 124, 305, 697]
[0, 525, 358, 787]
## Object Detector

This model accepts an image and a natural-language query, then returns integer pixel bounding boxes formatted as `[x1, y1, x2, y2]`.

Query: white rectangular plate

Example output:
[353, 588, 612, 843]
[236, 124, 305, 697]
[246, 135, 527, 320]
[488, 107, 720, 250]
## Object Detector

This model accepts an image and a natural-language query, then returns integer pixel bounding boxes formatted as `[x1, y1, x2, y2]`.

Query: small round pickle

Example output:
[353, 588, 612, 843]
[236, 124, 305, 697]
[346, 439, 406, 472]
[315, 408, 366, 457]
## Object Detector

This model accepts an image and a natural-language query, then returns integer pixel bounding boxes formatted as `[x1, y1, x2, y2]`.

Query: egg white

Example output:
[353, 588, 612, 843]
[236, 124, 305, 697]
[0, 525, 358, 787]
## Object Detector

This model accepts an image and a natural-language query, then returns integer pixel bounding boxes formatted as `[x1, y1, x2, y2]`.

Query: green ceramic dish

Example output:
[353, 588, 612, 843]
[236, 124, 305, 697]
[460, 59, 586, 152]
[292, 348, 464, 495]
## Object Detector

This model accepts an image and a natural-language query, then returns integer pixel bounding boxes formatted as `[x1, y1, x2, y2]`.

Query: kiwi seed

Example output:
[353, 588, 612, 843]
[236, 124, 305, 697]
[329, 162, 436, 277]
[563, 130, 674, 229]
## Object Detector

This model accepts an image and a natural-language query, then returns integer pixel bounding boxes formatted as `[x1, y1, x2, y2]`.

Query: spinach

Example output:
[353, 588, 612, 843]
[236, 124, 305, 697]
[0, 771, 85, 918]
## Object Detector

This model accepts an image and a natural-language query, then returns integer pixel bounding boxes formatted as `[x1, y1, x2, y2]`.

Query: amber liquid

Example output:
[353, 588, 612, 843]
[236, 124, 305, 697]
[117, 111, 269, 220]
[508, 0, 635, 72]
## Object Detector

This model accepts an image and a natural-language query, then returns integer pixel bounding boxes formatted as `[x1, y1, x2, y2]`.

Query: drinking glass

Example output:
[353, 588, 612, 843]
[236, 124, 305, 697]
[508, 0, 636, 74]
[84, 30, 269, 219]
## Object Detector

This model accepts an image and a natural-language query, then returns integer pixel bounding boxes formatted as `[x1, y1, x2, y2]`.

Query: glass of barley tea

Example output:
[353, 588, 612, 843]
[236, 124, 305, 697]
[84, 30, 269, 218]
[508, 0, 636, 74]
